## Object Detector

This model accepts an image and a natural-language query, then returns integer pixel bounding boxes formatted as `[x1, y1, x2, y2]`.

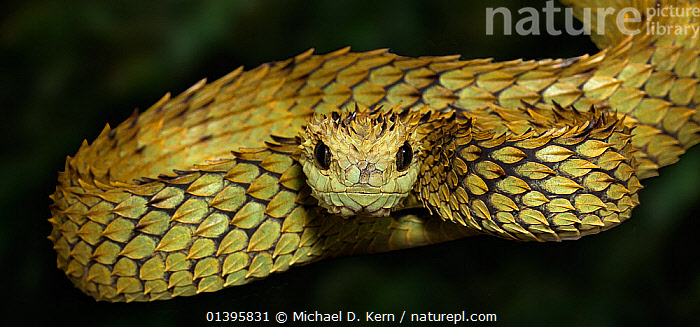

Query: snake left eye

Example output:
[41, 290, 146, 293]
[314, 141, 331, 170]
[396, 141, 412, 172]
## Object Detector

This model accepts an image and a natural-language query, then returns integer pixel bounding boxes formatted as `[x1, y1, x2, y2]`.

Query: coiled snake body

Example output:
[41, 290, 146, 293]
[50, 0, 700, 302]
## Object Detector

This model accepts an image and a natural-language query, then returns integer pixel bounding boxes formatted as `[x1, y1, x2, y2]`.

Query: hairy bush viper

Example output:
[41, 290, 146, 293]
[49, 0, 700, 302]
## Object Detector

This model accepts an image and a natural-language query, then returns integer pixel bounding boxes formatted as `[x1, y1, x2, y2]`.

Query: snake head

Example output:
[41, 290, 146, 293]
[297, 105, 424, 217]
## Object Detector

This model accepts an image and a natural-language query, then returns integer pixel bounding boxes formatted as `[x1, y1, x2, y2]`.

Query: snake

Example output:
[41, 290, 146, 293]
[49, 0, 700, 302]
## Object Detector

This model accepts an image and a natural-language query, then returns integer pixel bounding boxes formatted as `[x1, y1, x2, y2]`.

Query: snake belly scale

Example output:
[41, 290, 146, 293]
[49, 0, 700, 302]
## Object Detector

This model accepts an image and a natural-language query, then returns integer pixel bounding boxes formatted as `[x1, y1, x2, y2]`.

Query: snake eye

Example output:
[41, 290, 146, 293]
[314, 141, 331, 170]
[396, 141, 412, 172]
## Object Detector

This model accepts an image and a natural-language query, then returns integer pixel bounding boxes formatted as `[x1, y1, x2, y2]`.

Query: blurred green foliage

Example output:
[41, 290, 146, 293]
[1, 0, 697, 326]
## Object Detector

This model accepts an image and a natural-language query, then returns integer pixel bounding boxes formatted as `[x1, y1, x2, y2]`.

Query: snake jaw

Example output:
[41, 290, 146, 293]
[298, 105, 424, 217]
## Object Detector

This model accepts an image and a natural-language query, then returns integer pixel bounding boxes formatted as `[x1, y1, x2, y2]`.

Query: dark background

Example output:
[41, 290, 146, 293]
[1, 0, 698, 326]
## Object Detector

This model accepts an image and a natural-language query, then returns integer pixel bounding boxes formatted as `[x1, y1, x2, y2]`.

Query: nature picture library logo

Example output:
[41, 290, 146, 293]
[486, 0, 700, 37]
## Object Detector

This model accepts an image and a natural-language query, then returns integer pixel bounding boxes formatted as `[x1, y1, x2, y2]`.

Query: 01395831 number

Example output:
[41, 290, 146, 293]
[206, 311, 269, 322]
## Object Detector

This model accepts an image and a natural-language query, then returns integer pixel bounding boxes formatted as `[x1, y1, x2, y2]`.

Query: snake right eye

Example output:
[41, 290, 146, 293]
[314, 141, 331, 170]
[396, 141, 412, 172]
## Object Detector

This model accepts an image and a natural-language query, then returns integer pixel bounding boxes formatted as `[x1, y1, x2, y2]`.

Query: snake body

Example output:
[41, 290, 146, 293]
[50, 0, 700, 302]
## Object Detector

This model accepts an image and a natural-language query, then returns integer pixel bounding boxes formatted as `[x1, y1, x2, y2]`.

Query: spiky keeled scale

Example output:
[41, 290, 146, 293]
[50, 0, 700, 302]
[416, 105, 639, 242]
